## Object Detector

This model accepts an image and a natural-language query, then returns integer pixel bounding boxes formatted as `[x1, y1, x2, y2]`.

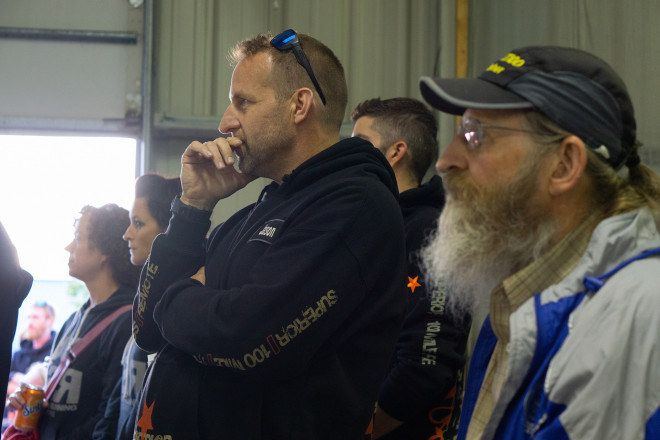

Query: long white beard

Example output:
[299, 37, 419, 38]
[420, 165, 557, 318]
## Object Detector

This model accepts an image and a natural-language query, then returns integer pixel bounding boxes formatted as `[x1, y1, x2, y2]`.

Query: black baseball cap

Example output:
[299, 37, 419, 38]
[420, 46, 636, 169]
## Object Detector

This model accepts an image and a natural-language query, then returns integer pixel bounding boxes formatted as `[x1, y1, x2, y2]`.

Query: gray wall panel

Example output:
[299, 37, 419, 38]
[1, 0, 137, 29]
[154, 0, 273, 119]
[1, 41, 133, 119]
[0, 0, 143, 123]
[468, 0, 660, 172]
[153, 0, 444, 123]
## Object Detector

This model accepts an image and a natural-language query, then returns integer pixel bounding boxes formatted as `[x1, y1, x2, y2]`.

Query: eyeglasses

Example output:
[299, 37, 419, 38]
[270, 29, 327, 105]
[457, 117, 536, 150]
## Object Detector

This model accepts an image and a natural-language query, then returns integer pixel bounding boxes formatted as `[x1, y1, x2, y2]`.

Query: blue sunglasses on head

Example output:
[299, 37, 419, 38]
[270, 29, 327, 105]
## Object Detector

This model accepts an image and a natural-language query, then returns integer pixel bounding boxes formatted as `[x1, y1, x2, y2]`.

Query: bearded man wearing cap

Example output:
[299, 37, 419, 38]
[419, 46, 660, 440]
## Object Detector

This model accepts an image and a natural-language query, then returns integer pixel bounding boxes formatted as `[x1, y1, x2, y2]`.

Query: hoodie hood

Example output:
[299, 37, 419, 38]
[279, 137, 399, 198]
[399, 175, 445, 218]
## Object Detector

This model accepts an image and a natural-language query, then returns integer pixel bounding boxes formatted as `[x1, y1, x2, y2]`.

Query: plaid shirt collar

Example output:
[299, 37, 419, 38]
[489, 213, 602, 343]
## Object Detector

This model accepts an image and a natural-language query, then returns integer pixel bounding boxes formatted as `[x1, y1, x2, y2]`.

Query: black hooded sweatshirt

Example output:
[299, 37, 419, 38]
[132, 137, 407, 440]
[0, 222, 33, 415]
[376, 175, 471, 440]
[39, 287, 134, 440]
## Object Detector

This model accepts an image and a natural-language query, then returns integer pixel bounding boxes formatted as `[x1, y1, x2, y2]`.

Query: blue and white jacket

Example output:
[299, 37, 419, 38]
[458, 208, 660, 440]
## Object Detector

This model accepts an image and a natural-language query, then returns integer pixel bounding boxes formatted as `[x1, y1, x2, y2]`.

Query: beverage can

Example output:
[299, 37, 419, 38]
[14, 383, 45, 432]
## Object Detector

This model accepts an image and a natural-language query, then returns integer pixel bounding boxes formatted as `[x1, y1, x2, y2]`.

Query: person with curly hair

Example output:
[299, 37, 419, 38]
[6, 203, 141, 440]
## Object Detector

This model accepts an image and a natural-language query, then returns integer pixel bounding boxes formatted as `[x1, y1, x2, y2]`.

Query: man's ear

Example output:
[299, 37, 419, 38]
[292, 88, 314, 124]
[548, 135, 588, 196]
[387, 141, 408, 167]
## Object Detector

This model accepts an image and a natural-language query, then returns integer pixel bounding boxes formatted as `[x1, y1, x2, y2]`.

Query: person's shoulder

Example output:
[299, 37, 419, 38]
[403, 203, 441, 227]
[60, 309, 80, 330]
[607, 255, 660, 308]
[110, 285, 138, 305]
[0, 221, 33, 306]
[575, 254, 660, 340]
[96, 303, 133, 349]
[90, 291, 133, 330]
[17, 337, 33, 350]
[302, 167, 399, 209]
[303, 138, 399, 197]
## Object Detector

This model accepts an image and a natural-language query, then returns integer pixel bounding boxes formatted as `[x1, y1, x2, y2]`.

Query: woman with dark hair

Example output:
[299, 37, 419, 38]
[97, 174, 181, 440]
[6, 204, 141, 440]
[124, 174, 182, 266]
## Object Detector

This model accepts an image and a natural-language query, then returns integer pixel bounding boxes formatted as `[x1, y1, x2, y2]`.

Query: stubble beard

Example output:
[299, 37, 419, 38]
[238, 136, 292, 179]
[420, 160, 558, 318]
[236, 105, 295, 179]
[234, 138, 255, 175]
[25, 327, 39, 341]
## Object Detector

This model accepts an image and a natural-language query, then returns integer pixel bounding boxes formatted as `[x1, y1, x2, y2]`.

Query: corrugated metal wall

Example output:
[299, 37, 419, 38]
[467, 0, 660, 174]
[0, 0, 143, 130]
[150, 0, 447, 131]
[152, 0, 444, 122]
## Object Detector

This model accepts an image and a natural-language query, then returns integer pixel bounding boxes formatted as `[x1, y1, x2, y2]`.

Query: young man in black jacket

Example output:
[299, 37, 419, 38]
[352, 98, 470, 440]
[132, 31, 407, 440]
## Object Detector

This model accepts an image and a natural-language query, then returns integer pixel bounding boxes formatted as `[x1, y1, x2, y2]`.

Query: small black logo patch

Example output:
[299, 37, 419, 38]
[249, 219, 285, 244]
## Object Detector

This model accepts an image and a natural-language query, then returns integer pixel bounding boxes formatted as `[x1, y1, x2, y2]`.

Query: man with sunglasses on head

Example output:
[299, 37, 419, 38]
[6, 302, 55, 396]
[131, 30, 407, 440]
[419, 46, 660, 440]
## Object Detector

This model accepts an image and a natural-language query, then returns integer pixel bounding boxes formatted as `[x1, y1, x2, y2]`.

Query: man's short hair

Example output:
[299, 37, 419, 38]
[351, 97, 438, 183]
[228, 32, 348, 132]
[33, 301, 54, 319]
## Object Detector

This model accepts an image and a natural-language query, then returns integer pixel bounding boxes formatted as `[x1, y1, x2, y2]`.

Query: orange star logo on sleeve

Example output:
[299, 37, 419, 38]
[136, 399, 155, 435]
[407, 276, 421, 293]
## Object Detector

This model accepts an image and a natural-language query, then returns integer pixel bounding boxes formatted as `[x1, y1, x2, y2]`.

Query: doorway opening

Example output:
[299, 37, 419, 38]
[0, 134, 137, 350]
